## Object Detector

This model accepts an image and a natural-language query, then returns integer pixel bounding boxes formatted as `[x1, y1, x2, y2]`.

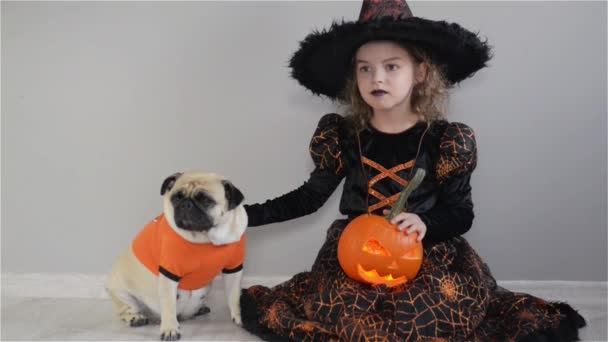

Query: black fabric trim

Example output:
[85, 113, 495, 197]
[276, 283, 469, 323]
[517, 302, 586, 342]
[158, 266, 181, 282]
[222, 264, 243, 274]
[240, 289, 288, 342]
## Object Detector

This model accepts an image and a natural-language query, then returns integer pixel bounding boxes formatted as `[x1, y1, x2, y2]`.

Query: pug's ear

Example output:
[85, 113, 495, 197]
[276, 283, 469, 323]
[222, 180, 244, 211]
[161, 173, 182, 196]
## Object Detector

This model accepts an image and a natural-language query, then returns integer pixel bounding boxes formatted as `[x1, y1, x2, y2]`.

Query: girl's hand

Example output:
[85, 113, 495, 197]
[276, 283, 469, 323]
[382, 209, 426, 242]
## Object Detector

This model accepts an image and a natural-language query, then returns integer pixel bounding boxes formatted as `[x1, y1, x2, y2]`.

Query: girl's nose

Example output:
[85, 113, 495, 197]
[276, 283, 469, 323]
[372, 69, 385, 84]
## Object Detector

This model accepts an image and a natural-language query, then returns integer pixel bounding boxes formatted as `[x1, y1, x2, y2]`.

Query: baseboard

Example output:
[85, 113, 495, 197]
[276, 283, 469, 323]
[1, 273, 290, 298]
[1, 272, 606, 299]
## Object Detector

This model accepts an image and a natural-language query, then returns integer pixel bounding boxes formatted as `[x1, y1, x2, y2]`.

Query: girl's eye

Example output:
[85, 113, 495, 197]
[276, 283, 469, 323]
[358, 65, 370, 73]
[386, 64, 399, 71]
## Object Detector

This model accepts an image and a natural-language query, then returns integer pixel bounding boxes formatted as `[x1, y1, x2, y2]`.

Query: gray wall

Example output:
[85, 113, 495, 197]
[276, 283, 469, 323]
[2, 1, 606, 281]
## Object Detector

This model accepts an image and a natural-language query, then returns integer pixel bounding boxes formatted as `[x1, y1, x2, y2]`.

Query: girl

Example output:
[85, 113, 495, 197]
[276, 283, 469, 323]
[240, 1, 585, 341]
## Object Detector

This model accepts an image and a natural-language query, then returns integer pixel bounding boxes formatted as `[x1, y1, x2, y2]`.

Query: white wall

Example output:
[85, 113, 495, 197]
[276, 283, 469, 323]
[2, 1, 606, 281]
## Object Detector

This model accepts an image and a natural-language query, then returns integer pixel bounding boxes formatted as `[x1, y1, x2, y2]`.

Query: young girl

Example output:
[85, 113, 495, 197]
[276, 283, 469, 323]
[240, 1, 586, 340]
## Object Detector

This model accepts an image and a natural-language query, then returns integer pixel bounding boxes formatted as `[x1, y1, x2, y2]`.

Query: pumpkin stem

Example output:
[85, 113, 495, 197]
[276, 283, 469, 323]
[386, 168, 426, 221]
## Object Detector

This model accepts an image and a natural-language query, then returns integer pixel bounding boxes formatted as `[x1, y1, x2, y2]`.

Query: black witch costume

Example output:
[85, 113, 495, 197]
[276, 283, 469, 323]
[240, 1, 586, 341]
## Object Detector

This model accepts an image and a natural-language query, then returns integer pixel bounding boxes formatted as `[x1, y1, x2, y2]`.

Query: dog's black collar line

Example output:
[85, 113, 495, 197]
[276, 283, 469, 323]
[222, 264, 243, 274]
[159, 266, 181, 282]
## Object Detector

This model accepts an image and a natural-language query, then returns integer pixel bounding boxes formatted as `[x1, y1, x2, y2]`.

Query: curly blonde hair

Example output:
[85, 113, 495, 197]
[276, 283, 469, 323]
[340, 42, 451, 133]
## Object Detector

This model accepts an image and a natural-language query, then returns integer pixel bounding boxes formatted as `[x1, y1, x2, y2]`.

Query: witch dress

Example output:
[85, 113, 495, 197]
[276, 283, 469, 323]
[240, 113, 586, 342]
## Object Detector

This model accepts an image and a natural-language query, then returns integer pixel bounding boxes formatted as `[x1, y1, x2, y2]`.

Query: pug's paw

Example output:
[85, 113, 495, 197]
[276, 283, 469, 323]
[230, 308, 242, 326]
[160, 329, 181, 341]
[160, 322, 180, 341]
[120, 311, 149, 327]
[195, 305, 211, 317]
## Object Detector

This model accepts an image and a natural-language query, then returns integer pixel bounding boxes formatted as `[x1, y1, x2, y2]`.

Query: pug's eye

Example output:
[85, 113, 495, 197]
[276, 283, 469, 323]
[194, 192, 215, 207]
[173, 192, 185, 202]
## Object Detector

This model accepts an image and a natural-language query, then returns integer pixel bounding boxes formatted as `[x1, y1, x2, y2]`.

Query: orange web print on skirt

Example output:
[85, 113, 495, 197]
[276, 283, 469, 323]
[362, 156, 415, 212]
[240, 219, 586, 342]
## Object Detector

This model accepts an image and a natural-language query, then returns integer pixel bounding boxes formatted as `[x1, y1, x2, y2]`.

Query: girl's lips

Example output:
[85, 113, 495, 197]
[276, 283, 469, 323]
[371, 90, 388, 96]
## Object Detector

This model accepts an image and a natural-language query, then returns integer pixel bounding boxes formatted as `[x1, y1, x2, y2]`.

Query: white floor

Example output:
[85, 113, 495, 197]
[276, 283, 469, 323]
[1, 275, 606, 341]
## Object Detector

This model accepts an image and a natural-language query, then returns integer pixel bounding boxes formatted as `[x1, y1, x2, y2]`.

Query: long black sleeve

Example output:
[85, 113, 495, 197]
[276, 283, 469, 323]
[418, 173, 474, 241]
[244, 113, 347, 227]
[244, 168, 344, 227]
[418, 121, 477, 242]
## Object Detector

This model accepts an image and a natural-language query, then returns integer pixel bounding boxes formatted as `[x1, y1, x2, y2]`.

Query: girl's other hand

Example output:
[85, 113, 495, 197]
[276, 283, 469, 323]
[382, 209, 426, 242]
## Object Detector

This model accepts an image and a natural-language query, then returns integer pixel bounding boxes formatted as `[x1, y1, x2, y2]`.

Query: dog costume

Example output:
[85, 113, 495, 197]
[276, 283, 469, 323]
[132, 214, 245, 290]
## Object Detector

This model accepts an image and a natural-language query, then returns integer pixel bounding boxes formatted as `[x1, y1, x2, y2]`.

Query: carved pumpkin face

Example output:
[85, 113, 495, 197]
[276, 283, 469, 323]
[337, 214, 423, 287]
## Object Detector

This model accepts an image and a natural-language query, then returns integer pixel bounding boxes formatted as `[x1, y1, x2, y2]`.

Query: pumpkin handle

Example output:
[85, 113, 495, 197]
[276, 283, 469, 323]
[386, 168, 426, 221]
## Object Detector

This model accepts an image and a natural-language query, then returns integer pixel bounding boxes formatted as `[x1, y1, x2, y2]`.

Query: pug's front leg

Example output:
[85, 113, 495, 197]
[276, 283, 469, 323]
[158, 272, 180, 341]
[223, 267, 243, 325]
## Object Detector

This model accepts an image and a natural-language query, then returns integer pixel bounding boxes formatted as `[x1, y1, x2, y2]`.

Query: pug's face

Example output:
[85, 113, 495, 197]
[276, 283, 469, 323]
[160, 171, 244, 233]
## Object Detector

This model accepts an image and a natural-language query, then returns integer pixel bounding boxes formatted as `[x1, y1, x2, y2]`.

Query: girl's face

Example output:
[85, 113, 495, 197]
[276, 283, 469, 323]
[355, 41, 424, 117]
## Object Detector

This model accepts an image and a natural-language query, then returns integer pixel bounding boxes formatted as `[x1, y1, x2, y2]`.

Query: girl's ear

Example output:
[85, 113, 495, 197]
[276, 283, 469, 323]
[416, 62, 428, 83]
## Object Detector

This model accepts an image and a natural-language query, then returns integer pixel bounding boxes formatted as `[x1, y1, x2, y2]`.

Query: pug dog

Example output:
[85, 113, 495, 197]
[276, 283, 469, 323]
[105, 171, 247, 341]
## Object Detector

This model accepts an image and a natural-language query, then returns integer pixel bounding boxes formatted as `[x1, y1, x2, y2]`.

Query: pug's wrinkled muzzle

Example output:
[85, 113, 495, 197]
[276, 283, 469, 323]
[174, 200, 214, 231]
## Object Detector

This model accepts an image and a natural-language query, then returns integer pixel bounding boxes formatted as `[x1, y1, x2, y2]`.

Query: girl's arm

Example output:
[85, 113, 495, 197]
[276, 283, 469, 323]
[244, 113, 346, 227]
[418, 173, 474, 241]
[418, 122, 477, 241]
[244, 167, 344, 227]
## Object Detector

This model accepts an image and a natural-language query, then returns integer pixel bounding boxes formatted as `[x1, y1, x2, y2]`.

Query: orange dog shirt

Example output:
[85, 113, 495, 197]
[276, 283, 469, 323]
[132, 214, 246, 290]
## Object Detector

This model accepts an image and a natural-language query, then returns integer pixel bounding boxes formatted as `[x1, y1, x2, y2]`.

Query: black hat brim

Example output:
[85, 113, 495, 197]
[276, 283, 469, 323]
[289, 16, 492, 99]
